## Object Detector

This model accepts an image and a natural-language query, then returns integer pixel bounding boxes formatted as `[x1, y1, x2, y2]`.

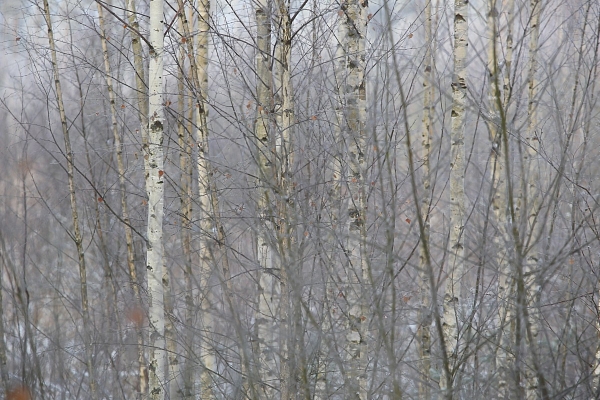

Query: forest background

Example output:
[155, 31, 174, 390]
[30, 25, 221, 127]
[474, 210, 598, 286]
[1, 0, 600, 399]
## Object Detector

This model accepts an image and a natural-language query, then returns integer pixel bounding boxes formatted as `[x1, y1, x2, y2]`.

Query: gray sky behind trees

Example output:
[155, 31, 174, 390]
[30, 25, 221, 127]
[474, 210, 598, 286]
[1, 0, 600, 399]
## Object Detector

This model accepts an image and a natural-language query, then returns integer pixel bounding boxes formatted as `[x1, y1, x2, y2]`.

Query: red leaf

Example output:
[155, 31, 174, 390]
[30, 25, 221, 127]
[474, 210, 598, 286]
[97, 197, 104, 202]
[405, 218, 411, 224]
[158, 170, 164, 178]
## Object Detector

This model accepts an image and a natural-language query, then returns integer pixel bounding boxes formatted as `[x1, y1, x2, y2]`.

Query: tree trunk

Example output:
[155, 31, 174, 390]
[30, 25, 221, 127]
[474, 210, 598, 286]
[147, 0, 166, 397]
[254, 2, 279, 397]
[273, 0, 296, 397]
[172, 26, 191, 399]
[125, 0, 150, 393]
[486, 1, 516, 397]
[337, 0, 369, 398]
[195, 1, 218, 396]
[418, 1, 434, 397]
[441, 0, 468, 397]
[525, 0, 542, 397]
[95, 6, 143, 395]
[41, 1, 97, 398]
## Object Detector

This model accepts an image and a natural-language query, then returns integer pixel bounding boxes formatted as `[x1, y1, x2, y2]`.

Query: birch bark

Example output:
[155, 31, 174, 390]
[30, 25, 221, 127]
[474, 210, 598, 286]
[273, 0, 295, 396]
[441, 0, 468, 396]
[125, 0, 149, 392]
[486, 1, 515, 396]
[337, 0, 368, 398]
[195, 2, 218, 396]
[95, 8, 144, 394]
[187, 3, 237, 376]
[147, 0, 166, 397]
[171, 19, 191, 399]
[525, 1, 541, 397]
[254, 2, 279, 397]
[42, 1, 97, 398]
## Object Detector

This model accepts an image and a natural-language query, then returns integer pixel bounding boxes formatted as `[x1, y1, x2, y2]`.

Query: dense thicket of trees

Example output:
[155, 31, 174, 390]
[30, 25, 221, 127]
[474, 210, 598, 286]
[1, 0, 600, 399]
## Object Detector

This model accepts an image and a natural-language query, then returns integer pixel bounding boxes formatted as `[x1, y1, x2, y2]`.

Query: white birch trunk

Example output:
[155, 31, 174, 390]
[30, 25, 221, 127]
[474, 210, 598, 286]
[188, 3, 238, 383]
[125, 0, 150, 391]
[337, 1, 368, 398]
[525, 1, 541, 397]
[147, 0, 166, 397]
[273, 0, 295, 396]
[42, 1, 97, 398]
[255, 2, 279, 397]
[195, 2, 218, 396]
[171, 21, 191, 400]
[273, 0, 292, 399]
[441, 0, 468, 396]
[486, 1, 514, 397]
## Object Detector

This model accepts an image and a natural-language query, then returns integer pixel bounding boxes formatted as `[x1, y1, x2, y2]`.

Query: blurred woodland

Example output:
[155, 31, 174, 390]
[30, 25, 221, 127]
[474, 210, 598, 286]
[1, 0, 600, 399]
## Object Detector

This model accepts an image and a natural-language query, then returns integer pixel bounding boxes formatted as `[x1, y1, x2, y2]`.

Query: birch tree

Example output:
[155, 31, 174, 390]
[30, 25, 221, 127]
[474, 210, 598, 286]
[41, 0, 97, 398]
[146, 0, 166, 397]
[441, 0, 468, 396]
[273, 0, 296, 397]
[523, 0, 544, 397]
[485, 0, 516, 396]
[123, 0, 150, 393]
[253, 1, 279, 397]
[94, 5, 147, 396]
[195, 1, 219, 395]
[337, 0, 368, 398]
[5, 0, 600, 398]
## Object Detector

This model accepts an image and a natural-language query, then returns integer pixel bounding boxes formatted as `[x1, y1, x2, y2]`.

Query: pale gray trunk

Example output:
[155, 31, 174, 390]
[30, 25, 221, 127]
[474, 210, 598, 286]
[147, 0, 166, 397]
[273, 0, 296, 396]
[42, 1, 97, 398]
[164, 264, 179, 399]
[195, 2, 218, 396]
[173, 4, 201, 398]
[337, 1, 368, 398]
[255, 2, 279, 397]
[418, 1, 434, 397]
[173, 26, 191, 399]
[486, 1, 515, 396]
[125, 0, 150, 392]
[441, 0, 468, 397]
[524, 0, 542, 397]
[95, 7, 144, 395]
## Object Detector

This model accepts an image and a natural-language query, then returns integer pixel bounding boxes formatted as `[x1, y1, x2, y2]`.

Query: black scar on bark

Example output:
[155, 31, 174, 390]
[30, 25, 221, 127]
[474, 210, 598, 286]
[150, 120, 163, 132]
